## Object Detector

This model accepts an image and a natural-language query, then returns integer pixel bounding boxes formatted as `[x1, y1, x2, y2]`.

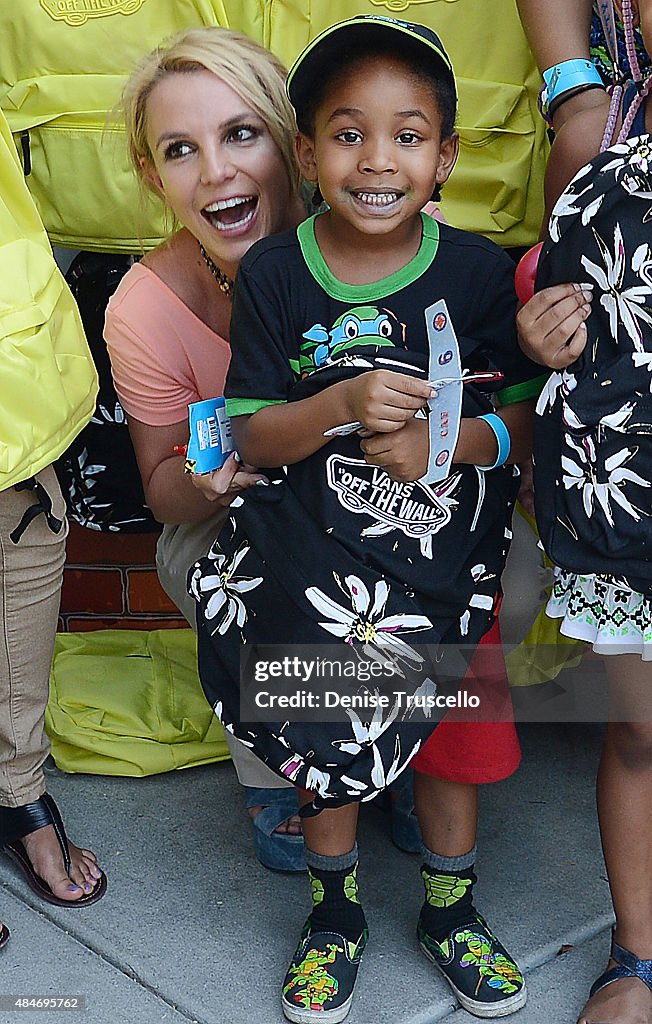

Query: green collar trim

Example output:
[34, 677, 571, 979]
[297, 211, 439, 302]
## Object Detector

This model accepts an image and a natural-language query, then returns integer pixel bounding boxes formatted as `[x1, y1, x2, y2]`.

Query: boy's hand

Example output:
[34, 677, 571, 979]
[189, 452, 268, 506]
[517, 283, 592, 368]
[346, 370, 434, 434]
[360, 417, 428, 482]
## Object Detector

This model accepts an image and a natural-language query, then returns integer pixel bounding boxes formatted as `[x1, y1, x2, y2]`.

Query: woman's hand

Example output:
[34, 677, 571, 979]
[517, 283, 592, 368]
[189, 452, 268, 505]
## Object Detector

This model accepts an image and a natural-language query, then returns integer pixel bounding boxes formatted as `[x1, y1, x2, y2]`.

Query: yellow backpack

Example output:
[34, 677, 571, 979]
[0, 106, 97, 490]
[2, 1, 547, 252]
[0, 0, 230, 252]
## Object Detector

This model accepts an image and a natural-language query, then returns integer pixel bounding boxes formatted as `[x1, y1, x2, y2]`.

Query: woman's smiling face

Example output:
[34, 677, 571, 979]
[143, 69, 294, 275]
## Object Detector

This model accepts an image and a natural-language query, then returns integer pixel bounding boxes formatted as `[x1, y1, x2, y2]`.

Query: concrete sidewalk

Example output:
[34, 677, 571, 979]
[0, 723, 612, 1024]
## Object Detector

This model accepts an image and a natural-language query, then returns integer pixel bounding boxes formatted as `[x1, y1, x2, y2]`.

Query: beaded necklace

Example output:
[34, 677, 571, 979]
[198, 242, 234, 299]
[600, 0, 652, 151]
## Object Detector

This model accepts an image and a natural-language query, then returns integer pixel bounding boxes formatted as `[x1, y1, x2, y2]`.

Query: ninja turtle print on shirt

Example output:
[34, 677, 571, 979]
[300, 304, 403, 373]
[190, 212, 544, 807]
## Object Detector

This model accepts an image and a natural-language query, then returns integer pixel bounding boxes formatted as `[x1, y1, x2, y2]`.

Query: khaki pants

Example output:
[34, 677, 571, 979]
[0, 466, 67, 806]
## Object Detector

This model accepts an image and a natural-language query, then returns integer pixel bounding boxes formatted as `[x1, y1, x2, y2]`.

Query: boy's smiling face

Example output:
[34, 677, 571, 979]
[296, 53, 458, 244]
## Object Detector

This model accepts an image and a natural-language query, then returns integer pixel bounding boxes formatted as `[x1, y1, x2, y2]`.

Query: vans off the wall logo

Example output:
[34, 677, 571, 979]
[40, 0, 147, 26]
[326, 455, 461, 558]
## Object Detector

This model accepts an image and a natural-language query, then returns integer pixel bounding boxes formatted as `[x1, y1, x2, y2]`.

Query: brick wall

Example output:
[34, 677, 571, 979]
[59, 522, 187, 631]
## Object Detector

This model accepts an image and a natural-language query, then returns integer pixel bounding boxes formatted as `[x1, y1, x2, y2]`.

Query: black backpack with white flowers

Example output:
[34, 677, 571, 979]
[54, 252, 159, 533]
[533, 135, 652, 593]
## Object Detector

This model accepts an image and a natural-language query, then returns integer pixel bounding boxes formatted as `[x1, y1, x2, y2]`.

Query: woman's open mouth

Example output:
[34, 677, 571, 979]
[202, 195, 258, 232]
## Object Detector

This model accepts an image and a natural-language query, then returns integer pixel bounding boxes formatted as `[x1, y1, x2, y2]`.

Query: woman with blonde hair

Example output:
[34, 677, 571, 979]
[105, 25, 307, 871]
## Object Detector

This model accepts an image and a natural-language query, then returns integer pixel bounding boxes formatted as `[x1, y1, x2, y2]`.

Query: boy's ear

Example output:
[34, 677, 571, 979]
[435, 132, 459, 188]
[295, 132, 318, 183]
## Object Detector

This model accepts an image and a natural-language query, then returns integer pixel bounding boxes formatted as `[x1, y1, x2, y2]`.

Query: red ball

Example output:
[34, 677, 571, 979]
[514, 242, 544, 304]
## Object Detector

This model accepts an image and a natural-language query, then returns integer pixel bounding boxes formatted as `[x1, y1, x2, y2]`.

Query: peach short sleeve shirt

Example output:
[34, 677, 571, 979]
[104, 263, 231, 427]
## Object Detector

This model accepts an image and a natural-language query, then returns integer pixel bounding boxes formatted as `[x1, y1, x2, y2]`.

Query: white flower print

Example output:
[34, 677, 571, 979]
[305, 574, 432, 673]
[562, 436, 650, 525]
[403, 677, 438, 720]
[189, 542, 263, 634]
[601, 136, 652, 197]
[369, 734, 421, 792]
[305, 766, 331, 796]
[536, 371, 577, 416]
[599, 400, 636, 431]
[582, 223, 652, 351]
[331, 698, 400, 755]
[580, 193, 605, 226]
[549, 183, 594, 240]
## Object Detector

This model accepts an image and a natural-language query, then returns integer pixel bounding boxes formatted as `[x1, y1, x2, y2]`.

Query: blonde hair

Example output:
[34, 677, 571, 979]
[121, 26, 300, 199]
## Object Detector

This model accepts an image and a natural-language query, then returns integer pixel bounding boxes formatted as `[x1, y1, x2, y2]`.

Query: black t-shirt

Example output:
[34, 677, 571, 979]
[226, 213, 543, 628]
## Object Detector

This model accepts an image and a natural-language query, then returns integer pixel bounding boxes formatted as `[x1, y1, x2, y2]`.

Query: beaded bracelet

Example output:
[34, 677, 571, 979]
[477, 413, 511, 471]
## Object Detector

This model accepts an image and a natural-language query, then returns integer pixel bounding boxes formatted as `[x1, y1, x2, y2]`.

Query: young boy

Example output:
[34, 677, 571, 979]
[191, 16, 545, 1022]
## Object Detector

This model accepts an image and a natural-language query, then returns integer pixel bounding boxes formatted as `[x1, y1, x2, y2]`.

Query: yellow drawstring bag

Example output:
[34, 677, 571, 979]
[46, 629, 229, 776]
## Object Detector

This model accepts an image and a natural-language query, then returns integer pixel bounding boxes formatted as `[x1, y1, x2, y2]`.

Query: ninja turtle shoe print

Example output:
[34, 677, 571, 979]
[281, 922, 368, 1024]
[282, 846, 368, 1023]
[417, 847, 526, 1017]
[418, 910, 526, 1018]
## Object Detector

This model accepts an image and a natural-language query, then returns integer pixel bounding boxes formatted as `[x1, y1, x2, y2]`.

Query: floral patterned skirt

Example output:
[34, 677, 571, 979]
[547, 568, 652, 660]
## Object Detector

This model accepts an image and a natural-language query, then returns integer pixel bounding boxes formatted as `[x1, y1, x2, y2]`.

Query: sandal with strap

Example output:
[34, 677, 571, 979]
[0, 793, 107, 907]
[243, 787, 306, 873]
[589, 938, 652, 1000]
[0, 922, 9, 949]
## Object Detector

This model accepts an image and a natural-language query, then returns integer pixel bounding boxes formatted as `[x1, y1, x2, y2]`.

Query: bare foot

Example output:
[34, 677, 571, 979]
[20, 825, 103, 902]
[248, 807, 302, 836]
[578, 963, 652, 1024]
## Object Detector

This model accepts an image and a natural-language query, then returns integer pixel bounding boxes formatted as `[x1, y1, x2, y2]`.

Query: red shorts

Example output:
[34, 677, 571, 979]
[411, 619, 520, 784]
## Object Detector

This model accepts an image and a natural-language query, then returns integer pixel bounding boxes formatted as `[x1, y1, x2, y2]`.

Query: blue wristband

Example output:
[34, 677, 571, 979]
[477, 413, 510, 470]
[542, 59, 603, 112]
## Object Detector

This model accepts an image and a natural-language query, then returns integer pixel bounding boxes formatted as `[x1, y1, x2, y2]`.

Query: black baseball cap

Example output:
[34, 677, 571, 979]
[287, 15, 456, 117]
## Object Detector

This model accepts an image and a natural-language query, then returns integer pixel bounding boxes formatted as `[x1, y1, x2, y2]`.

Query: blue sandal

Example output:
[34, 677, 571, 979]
[243, 787, 306, 873]
[589, 938, 652, 1000]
